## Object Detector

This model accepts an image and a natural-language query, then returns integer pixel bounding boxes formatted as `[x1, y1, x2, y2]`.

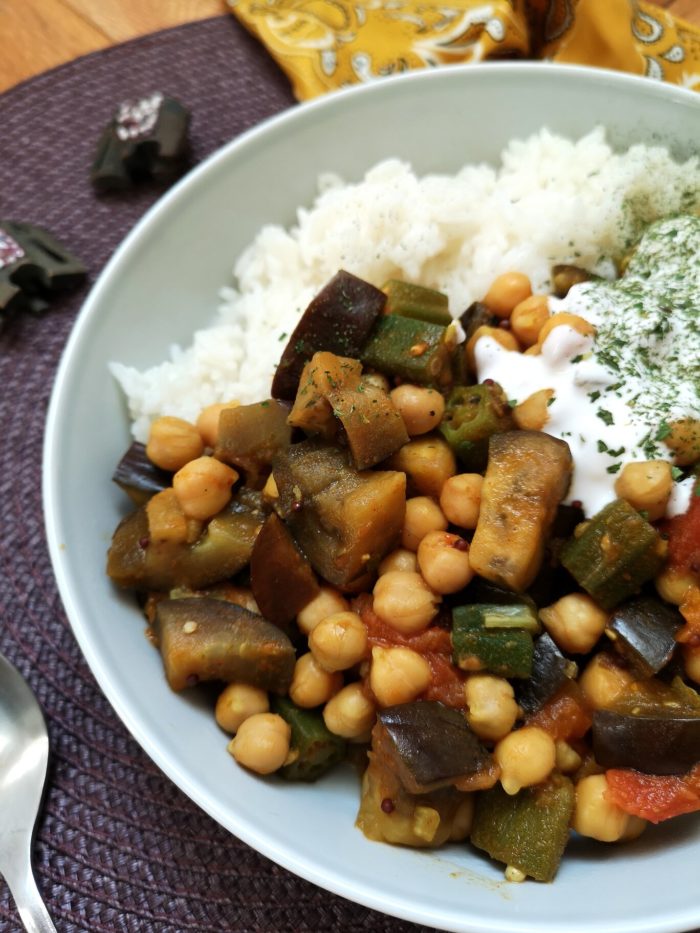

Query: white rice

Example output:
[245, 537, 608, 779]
[111, 126, 700, 442]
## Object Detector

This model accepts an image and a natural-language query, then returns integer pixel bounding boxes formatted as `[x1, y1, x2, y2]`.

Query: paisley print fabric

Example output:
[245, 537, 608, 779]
[226, 0, 700, 99]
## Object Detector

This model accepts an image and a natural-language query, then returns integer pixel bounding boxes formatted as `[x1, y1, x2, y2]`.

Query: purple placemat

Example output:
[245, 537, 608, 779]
[0, 16, 437, 932]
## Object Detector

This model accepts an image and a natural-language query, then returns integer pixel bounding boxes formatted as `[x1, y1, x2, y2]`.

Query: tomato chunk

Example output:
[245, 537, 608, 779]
[661, 486, 700, 576]
[606, 765, 700, 823]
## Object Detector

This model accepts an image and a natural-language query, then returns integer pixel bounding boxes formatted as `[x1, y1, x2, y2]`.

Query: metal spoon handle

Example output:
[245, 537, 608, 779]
[2, 859, 57, 933]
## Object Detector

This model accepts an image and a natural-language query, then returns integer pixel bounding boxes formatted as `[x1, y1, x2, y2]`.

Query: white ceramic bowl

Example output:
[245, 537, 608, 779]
[44, 63, 700, 933]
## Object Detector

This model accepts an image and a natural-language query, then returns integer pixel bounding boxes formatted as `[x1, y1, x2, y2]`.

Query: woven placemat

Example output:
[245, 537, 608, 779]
[0, 16, 436, 932]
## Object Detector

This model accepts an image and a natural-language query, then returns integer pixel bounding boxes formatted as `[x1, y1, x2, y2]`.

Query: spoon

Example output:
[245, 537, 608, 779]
[0, 652, 57, 933]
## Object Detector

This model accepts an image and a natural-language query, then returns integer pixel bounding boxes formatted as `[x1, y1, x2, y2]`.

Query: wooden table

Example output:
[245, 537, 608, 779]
[1, 0, 699, 94]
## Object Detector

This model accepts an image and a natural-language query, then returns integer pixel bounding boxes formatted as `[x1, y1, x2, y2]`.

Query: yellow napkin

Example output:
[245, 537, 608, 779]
[226, 0, 700, 100]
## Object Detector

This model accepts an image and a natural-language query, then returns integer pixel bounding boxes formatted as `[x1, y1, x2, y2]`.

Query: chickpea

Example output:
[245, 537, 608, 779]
[215, 682, 269, 734]
[510, 294, 550, 347]
[370, 645, 432, 707]
[573, 774, 646, 842]
[402, 496, 448, 551]
[683, 644, 700, 685]
[466, 325, 520, 372]
[439, 473, 483, 530]
[172, 455, 239, 520]
[146, 416, 204, 471]
[494, 726, 556, 795]
[146, 488, 188, 544]
[417, 531, 473, 594]
[372, 570, 440, 634]
[323, 682, 377, 739]
[308, 611, 368, 672]
[228, 712, 291, 775]
[297, 586, 349, 635]
[361, 371, 391, 393]
[537, 311, 595, 346]
[464, 675, 519, 742]
[483, 272, 532, 319]
[555, 740, 582, 774]
[378, 548, 418, 575]
[196, 400, 240, 448]
[663, 418, 700, 466]
[540, 592, 608, 654]
[389, 436, 456, 499]
[655, 565, 697, 605]
[614, 460, 673, 521]
[512, 388, 554, 432]
[390, 384, 445, 436]
[289, 652, 343, 708]
[579, 651, 635, 710]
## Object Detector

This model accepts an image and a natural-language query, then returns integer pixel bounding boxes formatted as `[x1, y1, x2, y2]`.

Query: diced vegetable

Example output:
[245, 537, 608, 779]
[607, 596, 682, 676]
[470, 775, 575, 882]
[274, 441, 406, 590]
[383, 279, 451, 326]
[439, 382, 513, 472]
[374, 701, 497, 793]
[250, 512, 319, 626]
[452, 604, 534, 679]
[272, 270, 386, 400]
[215, 399, 291, 486]
[516, 633, 576, 715]
[154, 596, 295, 692]
[527, 681, 592, 741]
[287, 351, 363, 439]
[361, 314, 453, 387]
[605, 765, 700, 823]
[469, 430, 573, 592]
[327, 380, 409, 470]
[457, 301, 499, 344]
[593, 708, 700, 775]
[661, 478, 700, 576]
[272, 696, 347, 781]
[107, 488, 263, 591]
[112, 441, 170, 504]
[561, 498, 666, 610]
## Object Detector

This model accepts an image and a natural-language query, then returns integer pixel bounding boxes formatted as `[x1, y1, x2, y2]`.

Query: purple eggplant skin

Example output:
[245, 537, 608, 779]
[516, 633, 575, 715]
[250, 512, 319, 626]
[592, 709, 700, 775]
[608, 597, 682, 676]
[271, 271, 386, 400]
[113, 441, 170, 505]
[376, 701, 495, 793]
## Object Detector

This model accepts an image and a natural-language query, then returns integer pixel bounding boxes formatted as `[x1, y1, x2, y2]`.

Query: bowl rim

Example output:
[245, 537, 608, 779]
[43, 60, 700, 933]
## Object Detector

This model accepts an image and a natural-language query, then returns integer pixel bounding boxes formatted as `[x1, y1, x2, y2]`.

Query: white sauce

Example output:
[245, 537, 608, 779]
[474, 215, 700, 519]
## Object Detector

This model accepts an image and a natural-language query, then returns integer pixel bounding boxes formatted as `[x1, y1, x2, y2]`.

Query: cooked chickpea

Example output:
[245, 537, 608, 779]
[579, 652, 635, 709]
[378, 548, 418, 575]
[510, 294, 550, 347]
[483, 272, 532, 319]
[655, 565, 697, 605]
[439, 473, 483, 530]
[683, 644, 700, 685]
[494, 726, 556, 795]
[402, 496, 448, 551]
[464, 675, 519, 742]
[512, 388, 554, 432]
[145, 488, 188, 544]
[228, 712, 291, 775]
[555, 740, 582, 774]
[361, 371, 391, 393]
[389, 436, 456, 499]
[308, 611, 368, 672]
[466, 325, 520, 371]
[372, 570, 440, 634]
[573, 774, 646, 842]
[390, 384, 445, 436]
[537, 311, 595, 346]
[196, 400, 240, 448]
[297, 586, 349, 635]
[215, 682, 269, 733]
[540, 592, 608, 654]
[289, 652, 343, 708]
[663, 418, 700, 466]
[146, 416, 204, 471]
[417, 531, 473, 594]
[614, 460, 673, 521]
[323, 682, 377, 739]
[370, 645, 432, 707]
[172, 456, 239, 520]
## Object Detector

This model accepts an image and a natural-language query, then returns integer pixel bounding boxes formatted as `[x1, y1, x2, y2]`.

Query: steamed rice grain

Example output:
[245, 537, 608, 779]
[111, 127, 700, 441]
